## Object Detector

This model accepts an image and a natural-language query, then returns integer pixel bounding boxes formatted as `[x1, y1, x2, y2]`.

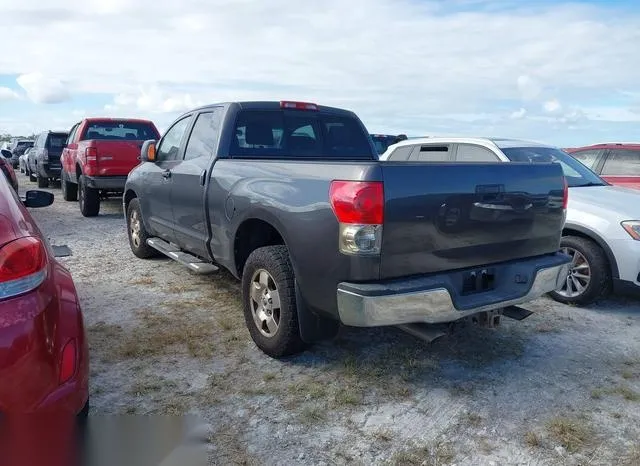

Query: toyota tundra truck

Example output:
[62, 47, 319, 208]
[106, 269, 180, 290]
[123, 101, 570, 358]
[60, 117, 160, 217]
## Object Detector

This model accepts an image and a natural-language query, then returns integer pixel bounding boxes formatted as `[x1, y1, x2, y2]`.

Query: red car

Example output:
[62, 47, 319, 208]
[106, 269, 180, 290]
[566, 143, 640, 190]
[0, 174, 89, 416]
[1, 149, 19, 192]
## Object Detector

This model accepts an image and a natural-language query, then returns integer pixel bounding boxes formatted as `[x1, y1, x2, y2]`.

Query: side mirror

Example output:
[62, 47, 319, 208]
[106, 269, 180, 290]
[1, 149, 12, 159]
[22, 190, 54, 208]
[140, 140, 157, 162]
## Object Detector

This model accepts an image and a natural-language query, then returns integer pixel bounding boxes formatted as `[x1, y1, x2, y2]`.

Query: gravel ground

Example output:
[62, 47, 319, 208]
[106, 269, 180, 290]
[20, 173, 640, 465]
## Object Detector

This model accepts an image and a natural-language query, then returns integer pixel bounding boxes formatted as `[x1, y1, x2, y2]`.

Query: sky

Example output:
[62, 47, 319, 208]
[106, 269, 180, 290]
[1, 0, 640, 146]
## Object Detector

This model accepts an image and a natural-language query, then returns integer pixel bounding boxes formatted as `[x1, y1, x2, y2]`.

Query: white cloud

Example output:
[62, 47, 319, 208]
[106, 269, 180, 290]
[543, 99, 562, 113]
[1, 0, 640, 144]
[16, 72, 70, 104]
[0, 87, 20, 101]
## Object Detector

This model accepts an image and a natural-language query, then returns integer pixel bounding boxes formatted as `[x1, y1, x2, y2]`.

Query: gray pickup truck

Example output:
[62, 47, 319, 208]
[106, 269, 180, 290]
[123, 100, 570, 358]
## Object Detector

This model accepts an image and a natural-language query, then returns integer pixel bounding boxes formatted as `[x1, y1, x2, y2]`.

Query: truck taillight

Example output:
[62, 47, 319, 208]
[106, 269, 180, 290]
[0, 236, 47, 300]
[42, 148, 49, 162]
[329, 181, 384, 255]
[85, 147, 97, 161]
[562, 177, 568, 210]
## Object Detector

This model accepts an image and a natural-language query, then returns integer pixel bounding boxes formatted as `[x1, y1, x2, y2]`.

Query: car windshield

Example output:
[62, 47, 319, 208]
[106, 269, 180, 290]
[501, 146, 607, 188]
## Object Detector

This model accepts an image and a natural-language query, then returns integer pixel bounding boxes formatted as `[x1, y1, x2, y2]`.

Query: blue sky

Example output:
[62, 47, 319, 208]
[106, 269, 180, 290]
[1, 0, 640, 146]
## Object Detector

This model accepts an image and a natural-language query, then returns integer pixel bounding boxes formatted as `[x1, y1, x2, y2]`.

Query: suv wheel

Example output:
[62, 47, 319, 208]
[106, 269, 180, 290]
[549, 236, 611, 306]
[37, 173, 49, 188]
[126, 198, 159, 259]
[28, 168, 36, 182]
[242, 245, 306, 358]
[78, 175, 100, 217]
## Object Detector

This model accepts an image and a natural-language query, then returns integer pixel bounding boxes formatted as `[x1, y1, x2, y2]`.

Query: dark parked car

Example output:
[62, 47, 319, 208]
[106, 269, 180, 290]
[7, 139, 34, 168]
[0, 149, 19, 192]
[124, 100, 570, 358]
[29, 130, 69, 187]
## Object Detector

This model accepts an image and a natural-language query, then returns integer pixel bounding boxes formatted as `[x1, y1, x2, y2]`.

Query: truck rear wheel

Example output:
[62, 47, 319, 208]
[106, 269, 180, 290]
[28, 168, 36, 182]
[126, 198, 159, 259]
[549, 236, 611, 306]
[242, 245, 306, 358]
[78, 175, 100, 217]
[61, 173, 78, 201]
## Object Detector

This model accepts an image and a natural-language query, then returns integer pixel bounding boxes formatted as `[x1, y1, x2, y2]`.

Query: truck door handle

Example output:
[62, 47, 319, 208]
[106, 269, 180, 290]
[199, 170, 206, 186]
[162, 170, 171, 179]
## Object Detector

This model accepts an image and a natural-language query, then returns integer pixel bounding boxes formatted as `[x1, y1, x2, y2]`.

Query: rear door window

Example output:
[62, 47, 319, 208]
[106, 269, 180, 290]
[409, 145, 451, 162]
[570, 149, 603, 170]
[601, 150, 640, 176]
[231, 110, 373, 159]
[454, 144, 500, 162]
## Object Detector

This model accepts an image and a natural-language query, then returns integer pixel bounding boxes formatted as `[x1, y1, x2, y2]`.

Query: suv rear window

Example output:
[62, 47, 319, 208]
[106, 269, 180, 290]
[47, 133, 68, 149]
[231, 110, 374, 160]
[82, 121, 158, 141]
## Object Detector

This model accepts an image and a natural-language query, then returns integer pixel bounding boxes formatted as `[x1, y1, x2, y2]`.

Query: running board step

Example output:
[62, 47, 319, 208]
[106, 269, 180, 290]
[146, 238, 218, 274]
[502, 305, 534, 321]
[396, 323, 449, 343]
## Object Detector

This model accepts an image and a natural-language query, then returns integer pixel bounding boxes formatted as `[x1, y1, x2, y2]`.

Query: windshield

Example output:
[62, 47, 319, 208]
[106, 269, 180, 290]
[501, 146, 607, 188]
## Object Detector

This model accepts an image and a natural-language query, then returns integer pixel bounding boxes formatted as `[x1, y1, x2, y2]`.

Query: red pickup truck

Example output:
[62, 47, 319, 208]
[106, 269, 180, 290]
[60, 118, 160, 216]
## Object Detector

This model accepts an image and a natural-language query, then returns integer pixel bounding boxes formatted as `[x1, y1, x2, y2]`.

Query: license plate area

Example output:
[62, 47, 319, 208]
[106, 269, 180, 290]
[461, 267, 496, 295]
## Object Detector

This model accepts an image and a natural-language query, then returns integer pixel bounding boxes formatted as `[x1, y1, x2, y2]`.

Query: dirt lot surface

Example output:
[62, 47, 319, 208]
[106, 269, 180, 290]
[21, 173, 640, 465]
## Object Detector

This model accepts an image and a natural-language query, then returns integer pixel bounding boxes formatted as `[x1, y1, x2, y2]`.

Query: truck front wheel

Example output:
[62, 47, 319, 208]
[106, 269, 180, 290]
[37, 173, 49, 188]
[242, 245, 306, 358]
[126, 198, 159, 259]
[78, 175, 100, 217]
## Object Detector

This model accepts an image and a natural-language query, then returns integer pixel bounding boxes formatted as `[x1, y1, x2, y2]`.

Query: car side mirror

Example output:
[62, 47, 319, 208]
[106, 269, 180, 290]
[1, 149, 12, 159]
[22, 190, 54, 208]
[140, 140, 157, 162]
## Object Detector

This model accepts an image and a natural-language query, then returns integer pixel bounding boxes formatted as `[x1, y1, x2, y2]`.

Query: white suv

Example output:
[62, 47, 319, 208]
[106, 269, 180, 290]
[380, 137, 640, 305]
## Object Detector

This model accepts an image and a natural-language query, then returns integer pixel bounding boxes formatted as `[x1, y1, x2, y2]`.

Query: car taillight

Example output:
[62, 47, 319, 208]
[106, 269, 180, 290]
[0, 236, 48, 300]
[562, 177, 568, 210]
[329, 180, 384, 255]
[85, 147, 97, 161]
[59, 339, 77, 384]
[280, 101, 318, 111]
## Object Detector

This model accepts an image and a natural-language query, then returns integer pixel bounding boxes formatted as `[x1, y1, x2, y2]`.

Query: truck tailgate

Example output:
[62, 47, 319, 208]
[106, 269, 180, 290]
[379, 162, 565, 279]
[92, 140, 144, 176]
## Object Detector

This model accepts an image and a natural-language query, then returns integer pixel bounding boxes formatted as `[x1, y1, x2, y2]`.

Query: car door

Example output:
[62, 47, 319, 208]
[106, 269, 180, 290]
[599, 149, 640, 190]
[140, 114, 192, 242]
[169, 108, 223, 258]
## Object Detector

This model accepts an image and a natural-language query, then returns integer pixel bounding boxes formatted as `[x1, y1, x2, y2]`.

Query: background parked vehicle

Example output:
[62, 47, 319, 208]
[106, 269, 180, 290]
[29, 130, 69, 188]
[382, 137, 640, 305]
[60, 118, 160, 217]
[0, 149, 19, 192]
[7, 139, 34, 168]
[370, 133, 408, 154]
[565, 143, 640, 190]
[124, 101, 569, 358]
[0, 174, 89, 416]
[19, 149, 31, 174]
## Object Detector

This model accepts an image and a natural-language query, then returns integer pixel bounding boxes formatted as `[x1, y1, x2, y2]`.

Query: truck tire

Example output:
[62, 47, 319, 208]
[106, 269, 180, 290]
[242, 245, 306, 358]
[78, 175, 100, 217]
[61, 173, 78, 201]
[37, 173, 49, 188]
[29, 168, 36, 182]
[549, 236, 611, 306]
[126, 198, 159, 259]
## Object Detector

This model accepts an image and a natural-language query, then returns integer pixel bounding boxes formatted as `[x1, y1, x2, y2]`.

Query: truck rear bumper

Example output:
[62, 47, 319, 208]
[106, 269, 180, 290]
[336, 252, 571, 327]
[83, 175, 127, 191]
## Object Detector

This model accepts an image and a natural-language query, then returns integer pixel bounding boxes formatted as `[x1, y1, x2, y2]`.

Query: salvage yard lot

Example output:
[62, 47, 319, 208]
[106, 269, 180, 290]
[23, 175, 640, 465]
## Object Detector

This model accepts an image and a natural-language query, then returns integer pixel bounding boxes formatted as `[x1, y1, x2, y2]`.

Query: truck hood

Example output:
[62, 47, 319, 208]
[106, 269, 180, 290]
[568, 185, 640, 219]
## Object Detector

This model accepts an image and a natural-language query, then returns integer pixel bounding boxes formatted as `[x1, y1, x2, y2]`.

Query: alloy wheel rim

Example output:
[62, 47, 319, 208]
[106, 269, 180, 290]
[249, 269, 281, 338]
[557, 247, 591, 298]
[129, 210, 141, 248]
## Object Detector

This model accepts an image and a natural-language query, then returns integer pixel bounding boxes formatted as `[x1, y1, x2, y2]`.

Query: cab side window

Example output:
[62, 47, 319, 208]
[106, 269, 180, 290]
[156, 116, 191, 162]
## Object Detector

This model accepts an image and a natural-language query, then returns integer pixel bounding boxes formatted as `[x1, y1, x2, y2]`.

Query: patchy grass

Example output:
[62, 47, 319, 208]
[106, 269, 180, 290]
[546, 417, 592, 453]
[263, 372, 277, 382]
[535, 323, 559, 333]
[463, 412, 483, 427]
[388, 441, 455, 466]
[334, 385, 364, 407]
[591, 389, 605, 400]
[210, 426, 258, 466]
[525, 431, 541, 448]
[299, 405, 327, 425]
[621, 444, 640, 466]
[128, 376, 177, 396]
[592, 385, 640, 402]
[373, 429, 394, 443]
[129, 276, 155, 286]
[621, 370, 637, 380]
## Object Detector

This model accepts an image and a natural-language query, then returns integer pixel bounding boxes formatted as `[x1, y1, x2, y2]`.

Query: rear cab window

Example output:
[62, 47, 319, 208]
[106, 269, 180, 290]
[230, 110, 374, 160]
[81, 120, 159, 141]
